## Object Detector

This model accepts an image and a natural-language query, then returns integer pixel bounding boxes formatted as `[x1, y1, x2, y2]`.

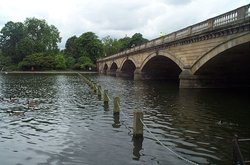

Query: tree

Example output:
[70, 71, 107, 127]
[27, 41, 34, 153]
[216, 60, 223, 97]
[77, 32, 103, 63]
[129, 33, 148, 48]
[78, 56, 95, 70]
[0, 21, 25, 63]
[0, 52, 11, 69]
[24, 18, 61, 53]
[54, 53, 66, 70]
[0, 18, 62, 66]
[18, 53, 56, 70]
[65, 35, 78, 59]
[117, 33, 148, 52]
[102, 36, 122, 56]
[65, 55, 76, 69]
[118, 36, 131, 51]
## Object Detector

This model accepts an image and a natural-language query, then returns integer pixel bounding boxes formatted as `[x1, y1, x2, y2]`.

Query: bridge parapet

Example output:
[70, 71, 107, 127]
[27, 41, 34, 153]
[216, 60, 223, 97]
[97, 4, 250, 63]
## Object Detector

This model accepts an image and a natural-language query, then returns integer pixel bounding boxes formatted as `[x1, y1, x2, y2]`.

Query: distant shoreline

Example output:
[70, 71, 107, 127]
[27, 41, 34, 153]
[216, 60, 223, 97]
[1, 71, 98, 74]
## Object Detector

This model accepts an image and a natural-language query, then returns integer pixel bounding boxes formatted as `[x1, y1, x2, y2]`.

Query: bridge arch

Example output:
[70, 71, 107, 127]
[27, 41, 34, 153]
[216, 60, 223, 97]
[110, 62, 118, 71]
[191, 33, 250, 87]
[120, 58, 136, 78]
[120, 57, 137, 69]
[110, 62, 118, 76]
[192, 33, 250, 74]
[140, 51, 183, 80]
[140, 51, 184, 70]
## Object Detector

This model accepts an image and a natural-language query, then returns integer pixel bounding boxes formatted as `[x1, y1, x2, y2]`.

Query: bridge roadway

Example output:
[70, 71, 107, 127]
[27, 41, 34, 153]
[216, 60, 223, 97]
[97, 4, 250, 88]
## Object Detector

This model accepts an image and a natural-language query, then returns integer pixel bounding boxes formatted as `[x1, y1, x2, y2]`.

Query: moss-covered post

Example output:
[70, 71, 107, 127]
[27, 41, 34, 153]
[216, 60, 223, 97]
[93, 83, 97, 93]
[103, 90, 109, 105]
[113, 97, 120, 115]
[97, 85, 102, 98]
[133, 111, 143, 138]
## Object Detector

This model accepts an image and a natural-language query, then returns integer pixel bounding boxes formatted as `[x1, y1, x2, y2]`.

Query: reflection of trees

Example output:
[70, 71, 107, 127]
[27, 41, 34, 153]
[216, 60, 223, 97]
[0, 74, 57, 98]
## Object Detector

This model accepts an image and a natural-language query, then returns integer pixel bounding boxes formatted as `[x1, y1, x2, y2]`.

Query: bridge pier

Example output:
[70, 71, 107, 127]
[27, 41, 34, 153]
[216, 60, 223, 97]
[107, 69, 117, 76]
[116, 69, 132, 78]
[179, 68, 201, 88]
[134, 68, 143, 80]
[179, 68, 237, 88]
[116, 69, 122, 77]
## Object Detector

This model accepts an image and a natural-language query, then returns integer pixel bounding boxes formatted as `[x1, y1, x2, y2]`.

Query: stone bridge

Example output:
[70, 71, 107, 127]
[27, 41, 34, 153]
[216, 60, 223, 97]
[97, 4, 250, 88]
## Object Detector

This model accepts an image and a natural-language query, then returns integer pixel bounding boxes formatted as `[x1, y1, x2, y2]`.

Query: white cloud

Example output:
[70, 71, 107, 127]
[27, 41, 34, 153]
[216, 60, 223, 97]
[0, 0, 249, 49]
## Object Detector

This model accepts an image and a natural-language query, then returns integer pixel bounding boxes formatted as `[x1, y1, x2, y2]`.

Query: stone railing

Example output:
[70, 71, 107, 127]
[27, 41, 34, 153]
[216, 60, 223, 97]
[98, 4, 250, 62]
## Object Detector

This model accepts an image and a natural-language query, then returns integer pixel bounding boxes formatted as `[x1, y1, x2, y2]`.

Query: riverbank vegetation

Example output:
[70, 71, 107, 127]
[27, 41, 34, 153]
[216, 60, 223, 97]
[0, 17, 148, 71]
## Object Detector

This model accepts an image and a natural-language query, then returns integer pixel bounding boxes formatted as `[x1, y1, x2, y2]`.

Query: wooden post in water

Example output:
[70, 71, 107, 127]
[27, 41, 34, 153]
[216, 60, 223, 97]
[113, 97, 120, 115]
[93, 83, 97, 93]
[103, 90, 109, 106]
[90, 81, 95, 89]
[133, 111, 143, 138]
[97, 85, 102, 98]
[103, 90, 109, 110]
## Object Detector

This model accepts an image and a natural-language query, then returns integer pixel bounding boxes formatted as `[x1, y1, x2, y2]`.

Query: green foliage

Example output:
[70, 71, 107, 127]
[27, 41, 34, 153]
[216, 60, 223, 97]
[1, 16, 149, 71]
[18, 53, 56, 70]
[102, 36, 122, 56]
[118, 33, 148, 51]
[24, 18, 61, 53]
[72, 63, 81, 70]
[0, 21, 26, 63]
[118, 36, 131, 51]
[65, 56, 76, 69]
[101, 33, 148, 56]
[129, 33, 148, 47]
[0, 53, 11, 66]
[54, 53, 66, 70]
[64, 32, 103, 68]
[78, 56, 95, 70]
[65, 36, 78, 59]
[0, 18, 61, 65]
[77, 32, 103, 63]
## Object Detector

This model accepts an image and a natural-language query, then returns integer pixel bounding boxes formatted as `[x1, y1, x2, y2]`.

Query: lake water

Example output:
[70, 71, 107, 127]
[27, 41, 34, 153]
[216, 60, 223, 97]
[0, 73, 249, 165]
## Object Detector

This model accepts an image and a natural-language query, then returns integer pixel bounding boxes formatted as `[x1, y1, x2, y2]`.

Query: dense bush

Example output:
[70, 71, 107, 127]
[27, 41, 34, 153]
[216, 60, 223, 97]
[54, 54, 66, 70]
[18, 53, 56, 71]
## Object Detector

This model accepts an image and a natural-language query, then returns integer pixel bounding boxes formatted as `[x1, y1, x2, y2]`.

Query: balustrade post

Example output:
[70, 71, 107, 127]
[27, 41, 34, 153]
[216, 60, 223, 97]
[208, 19, 214, 29]
[173, 32, 177, 40]
[187, 27, 192, 35]
[237, 6, 246, 20]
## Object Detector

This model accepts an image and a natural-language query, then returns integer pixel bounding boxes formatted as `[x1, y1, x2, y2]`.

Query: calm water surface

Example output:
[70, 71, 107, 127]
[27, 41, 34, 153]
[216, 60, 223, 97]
[0, 73, 249, 165]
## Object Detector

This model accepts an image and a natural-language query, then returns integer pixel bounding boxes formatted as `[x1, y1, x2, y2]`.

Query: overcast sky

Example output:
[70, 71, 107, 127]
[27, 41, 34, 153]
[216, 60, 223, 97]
[0, 0, 249, 49]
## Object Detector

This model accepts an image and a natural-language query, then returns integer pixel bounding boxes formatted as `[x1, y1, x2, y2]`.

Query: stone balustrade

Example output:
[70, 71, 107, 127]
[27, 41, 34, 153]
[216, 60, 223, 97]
[98, 4, 250, 63]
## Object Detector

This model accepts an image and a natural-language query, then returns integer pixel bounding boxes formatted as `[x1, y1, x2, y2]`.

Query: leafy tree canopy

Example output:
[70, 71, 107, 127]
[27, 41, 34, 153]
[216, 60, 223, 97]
[65, 32, 103, 64]
[0, 18, 61, 64]
[77, 32, 103, 63]
[18, 53, 56, 71]
[65, 35, 78, 59]
[54, 53, 66, 70]
[102, 36, 122, 57]
[101, 33, 148, 56]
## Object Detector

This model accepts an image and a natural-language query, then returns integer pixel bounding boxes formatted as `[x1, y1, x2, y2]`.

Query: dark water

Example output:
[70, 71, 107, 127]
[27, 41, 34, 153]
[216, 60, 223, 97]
[0, 73, 249, 165]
